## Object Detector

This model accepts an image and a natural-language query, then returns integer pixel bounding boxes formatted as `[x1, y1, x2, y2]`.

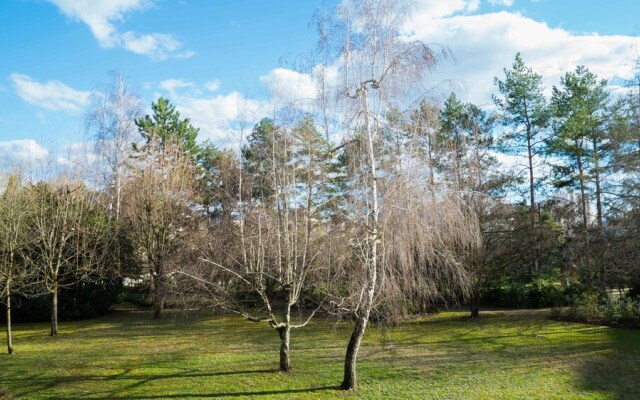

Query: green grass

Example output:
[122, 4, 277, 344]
[1, 309, 639, 399]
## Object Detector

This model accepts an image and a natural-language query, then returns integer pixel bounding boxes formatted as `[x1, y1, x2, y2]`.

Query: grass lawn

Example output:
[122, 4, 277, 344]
[1, 308, 639, 399]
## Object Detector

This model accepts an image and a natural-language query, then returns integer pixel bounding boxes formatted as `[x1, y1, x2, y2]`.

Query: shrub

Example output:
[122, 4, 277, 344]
[481, 281, 584, 309]
[557, 294, 640, 329]
[122, 285, 153, 308]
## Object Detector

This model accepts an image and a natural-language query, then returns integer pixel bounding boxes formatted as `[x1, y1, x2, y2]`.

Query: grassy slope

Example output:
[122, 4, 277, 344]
[1, 309, 638, 399]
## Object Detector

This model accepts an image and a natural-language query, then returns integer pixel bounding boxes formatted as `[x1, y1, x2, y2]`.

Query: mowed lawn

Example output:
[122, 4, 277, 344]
[1, 309, 639, 399]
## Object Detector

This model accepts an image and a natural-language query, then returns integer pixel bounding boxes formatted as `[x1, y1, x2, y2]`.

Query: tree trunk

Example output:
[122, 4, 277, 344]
[340, 81, 378, 392]
[278, 326, 291, 372]
[527, 130, 539, 277]
[115, 171, 122, 221]
[152, 279, 164, 319]
[6, 292, 13, 355]
[341, 315, 369, 390]
[50, 286, 58, 337]
[576, 150, 592, 287]
[469, 292, 480, 319]
[152, 294, 164, 319]
[152, 263, 164, 319]
[592, 140, 606, 290]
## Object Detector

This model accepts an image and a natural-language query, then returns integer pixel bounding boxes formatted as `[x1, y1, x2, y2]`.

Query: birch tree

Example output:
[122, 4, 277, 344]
[86, 72, 142, 221]
[330, 0, 479, 390]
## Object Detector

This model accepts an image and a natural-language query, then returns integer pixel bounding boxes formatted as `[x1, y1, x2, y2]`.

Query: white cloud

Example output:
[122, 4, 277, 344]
[156, 68, 324, 148]
[46, 0, 193, 60]
[10, 73, 90, 113]
[173, 91, 270, 145]
[205, 80, 221, 92]
[121, 31, 195, 61]
[411, 0, 480, 19]
[159, 78, 195, 96]
[0, 139, 49, 165]
[405, 7, 638, 106]
[260, 68, 317, 108]
[488, 0, 514, 6]
[170, 67, 349, 147]
[160, 70, 325, 147]
[396, 1, 637, 203]
[46, 0, 146, 46]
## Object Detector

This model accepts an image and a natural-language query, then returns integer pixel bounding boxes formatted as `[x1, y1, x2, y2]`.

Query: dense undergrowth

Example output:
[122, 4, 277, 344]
[554, 293, 640, 329]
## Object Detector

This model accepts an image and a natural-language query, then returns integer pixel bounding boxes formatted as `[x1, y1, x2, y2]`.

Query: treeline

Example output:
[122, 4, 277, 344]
[1, 0, 640, 391]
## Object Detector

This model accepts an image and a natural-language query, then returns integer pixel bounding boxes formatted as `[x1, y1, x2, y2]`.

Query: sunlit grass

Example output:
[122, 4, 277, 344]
[1, 309, 638, 399]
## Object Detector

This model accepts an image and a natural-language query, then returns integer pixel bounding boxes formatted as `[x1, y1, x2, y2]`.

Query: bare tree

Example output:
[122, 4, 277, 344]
[123, 134, 198, 319]
[28, 179, 112, 336]
[0, 172, 37, 354]
[177, 116, 335, 372]
[328, 0, 479, 390]
[86, 71, 142, 221]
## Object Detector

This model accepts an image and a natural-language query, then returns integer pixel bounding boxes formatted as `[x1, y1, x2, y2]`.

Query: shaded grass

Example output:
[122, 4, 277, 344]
[1, 309, 639, 399]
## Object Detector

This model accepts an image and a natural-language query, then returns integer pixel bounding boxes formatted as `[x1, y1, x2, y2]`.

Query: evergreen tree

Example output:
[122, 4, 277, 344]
[493, 52, 550, 276]
[549, 65, 610, 288]
[136, 97, 199, 159]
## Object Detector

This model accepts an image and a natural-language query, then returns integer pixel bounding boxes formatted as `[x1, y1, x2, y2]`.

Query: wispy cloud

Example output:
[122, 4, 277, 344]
[10, 73, 90, 113]
[46, 0, 194, 60]
[120, 31, 195, 60]
[159, 78, 195, 96]
[205, 80, 221, 92]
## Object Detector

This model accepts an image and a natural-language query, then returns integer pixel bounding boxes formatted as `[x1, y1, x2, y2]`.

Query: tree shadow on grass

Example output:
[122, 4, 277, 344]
[10, 369, 281, 398]
[365, 312, 640, 398]
[576, 326, 640, 400]
[48, 386, 340, 399]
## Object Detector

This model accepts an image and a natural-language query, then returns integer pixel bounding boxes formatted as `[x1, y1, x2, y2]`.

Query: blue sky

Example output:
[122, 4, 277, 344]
[1, 0, 639, 166]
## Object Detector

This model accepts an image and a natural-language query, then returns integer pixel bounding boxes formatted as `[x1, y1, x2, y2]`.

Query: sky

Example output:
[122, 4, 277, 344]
[1, 0, 639, 167]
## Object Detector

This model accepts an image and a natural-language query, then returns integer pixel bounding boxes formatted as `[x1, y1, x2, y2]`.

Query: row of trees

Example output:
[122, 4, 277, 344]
[425, 52, 640, 318]
[2, 0, 640, 391]
[0, 175, 116, 351]
[488, 54, 640, 297]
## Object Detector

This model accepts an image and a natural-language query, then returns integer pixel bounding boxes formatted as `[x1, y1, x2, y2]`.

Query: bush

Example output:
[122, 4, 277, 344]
[122, 285, 153, 308]
[557, 294, 640, 329]
[481, 281, 584, 309]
